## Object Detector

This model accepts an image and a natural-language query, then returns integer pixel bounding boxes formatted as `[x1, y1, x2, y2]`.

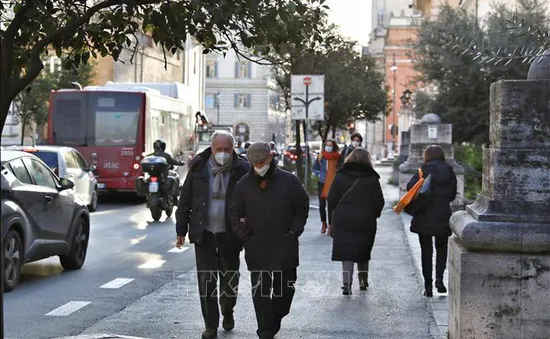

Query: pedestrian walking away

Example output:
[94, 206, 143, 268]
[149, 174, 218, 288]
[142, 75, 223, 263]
[230, 141, 309, 339]
[406, 144, 457, 297]
[312, 139, 340, 234]
[175, 130, 250, 339]
[327, 148, 384, 295]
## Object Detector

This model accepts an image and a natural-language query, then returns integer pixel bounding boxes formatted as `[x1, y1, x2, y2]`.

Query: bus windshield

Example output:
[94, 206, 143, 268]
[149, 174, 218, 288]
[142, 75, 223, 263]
[50, 91, 141, 147]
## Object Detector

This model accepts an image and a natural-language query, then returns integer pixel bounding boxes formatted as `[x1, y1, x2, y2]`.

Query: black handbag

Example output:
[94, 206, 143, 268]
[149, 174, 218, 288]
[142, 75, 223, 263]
[404, 173, 433, 217]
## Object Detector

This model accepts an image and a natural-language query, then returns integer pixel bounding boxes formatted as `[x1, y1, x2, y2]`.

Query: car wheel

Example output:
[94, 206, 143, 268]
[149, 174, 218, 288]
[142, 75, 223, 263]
[4, 230, 23, 292]
[59, 218, 89, 270]
[87, 188, 98, 212]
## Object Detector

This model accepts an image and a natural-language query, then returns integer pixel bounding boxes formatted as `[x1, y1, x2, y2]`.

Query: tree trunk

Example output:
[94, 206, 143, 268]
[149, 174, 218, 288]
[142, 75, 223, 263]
[20, 115, 27, 145]
[331, 127, 337, 139]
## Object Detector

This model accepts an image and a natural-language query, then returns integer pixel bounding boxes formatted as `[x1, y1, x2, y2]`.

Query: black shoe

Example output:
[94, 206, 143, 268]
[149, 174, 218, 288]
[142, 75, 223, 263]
[358, 272, 369, 291]
[342, 283, 352, 295]
[201, 328, 217, 339]
[435, 279, 447, 293]
[222, 313, 234, 331]
[424, 287, 433, 297]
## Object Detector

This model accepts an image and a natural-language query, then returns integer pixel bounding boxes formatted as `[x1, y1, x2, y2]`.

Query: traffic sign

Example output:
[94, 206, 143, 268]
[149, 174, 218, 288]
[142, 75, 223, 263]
[291, 75, 324, 120]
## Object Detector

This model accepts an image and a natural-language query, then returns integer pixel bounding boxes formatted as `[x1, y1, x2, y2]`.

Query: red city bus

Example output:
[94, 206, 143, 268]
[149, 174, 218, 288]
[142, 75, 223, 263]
[47, 84, 194, 193]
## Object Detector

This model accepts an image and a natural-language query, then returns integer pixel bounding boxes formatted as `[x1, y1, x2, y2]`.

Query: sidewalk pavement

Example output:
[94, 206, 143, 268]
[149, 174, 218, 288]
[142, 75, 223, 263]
[68, 165, 443, 339]
[311, 166, 449, 337]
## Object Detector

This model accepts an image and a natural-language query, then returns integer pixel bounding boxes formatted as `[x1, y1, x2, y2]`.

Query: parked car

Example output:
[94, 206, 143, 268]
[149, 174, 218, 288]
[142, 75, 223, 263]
[1, 150, 90, 291]
[9, 145, 98, 211]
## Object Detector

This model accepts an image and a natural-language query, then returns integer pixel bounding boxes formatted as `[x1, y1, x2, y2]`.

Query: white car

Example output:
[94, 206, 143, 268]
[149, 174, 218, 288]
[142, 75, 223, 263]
[9, 145, 99, 211]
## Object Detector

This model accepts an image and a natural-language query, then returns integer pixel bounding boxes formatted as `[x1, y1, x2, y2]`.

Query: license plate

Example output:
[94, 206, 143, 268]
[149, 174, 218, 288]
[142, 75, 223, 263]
[97, 183, 106, 189]
[292, 160, 296, 164]
[149, 182, 159, 193]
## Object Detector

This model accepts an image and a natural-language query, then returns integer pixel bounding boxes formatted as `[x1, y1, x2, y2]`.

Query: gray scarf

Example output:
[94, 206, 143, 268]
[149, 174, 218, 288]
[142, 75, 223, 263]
[209, 155, 232, 199]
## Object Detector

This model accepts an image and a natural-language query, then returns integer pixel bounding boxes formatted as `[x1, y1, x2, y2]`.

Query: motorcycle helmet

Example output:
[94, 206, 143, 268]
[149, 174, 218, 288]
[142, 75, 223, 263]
[153, 139, 166, 153]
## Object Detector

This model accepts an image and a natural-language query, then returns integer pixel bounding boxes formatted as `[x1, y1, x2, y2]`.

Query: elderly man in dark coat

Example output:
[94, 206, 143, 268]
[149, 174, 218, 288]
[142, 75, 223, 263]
[229, 141, 309, 339]
[175, 130, 250, 339]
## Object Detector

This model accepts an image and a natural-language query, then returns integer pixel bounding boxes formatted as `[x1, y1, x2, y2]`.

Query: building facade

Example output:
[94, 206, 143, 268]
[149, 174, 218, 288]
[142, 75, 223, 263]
[204, 51, 286, 144]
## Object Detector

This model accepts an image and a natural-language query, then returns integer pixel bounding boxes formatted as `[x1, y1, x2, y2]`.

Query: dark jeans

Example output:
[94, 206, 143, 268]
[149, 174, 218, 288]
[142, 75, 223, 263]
[317, 181, 327, 222]
[251, 268, 297, 338]
[195, 231, 241, 329]
[418, 234, 448, 286]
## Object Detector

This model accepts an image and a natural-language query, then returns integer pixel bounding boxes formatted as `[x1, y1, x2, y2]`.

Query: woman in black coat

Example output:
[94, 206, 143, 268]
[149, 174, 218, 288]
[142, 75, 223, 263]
[406, 145, 457, 297]
[327, 148, 385, 295]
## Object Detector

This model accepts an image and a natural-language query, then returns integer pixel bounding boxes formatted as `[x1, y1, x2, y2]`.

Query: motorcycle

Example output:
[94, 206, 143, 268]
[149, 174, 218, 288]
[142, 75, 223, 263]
[135, 155, 181, 221]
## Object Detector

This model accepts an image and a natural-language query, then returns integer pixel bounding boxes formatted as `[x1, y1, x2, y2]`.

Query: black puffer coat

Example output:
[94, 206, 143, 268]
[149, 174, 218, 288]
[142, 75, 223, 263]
[175, 148, 250, 248]
[229, 163, 309, 271]
[327, 163, 385, 262]
[406, 160, 457, 237]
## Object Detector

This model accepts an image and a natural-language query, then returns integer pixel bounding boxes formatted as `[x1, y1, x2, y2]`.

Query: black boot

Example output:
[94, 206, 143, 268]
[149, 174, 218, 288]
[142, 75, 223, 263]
[424, 281, 433, 297]
[358, 272, 369, 291]
[342, 283, 352, 295]
[201, 328, 218, 339]
[435, 279, 447, 293]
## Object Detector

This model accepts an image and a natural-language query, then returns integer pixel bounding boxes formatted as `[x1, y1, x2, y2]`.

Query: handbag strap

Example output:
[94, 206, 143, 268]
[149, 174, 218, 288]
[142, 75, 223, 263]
[335, 178, 361, 210]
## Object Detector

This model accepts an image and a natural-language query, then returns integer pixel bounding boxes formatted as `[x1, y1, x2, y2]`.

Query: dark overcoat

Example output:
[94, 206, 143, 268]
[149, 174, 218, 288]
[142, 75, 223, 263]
[406, 160, 457, 237]
[175, 147, 250, 250]
[327, 162, 385, 262]
[229, 164, 309, 271]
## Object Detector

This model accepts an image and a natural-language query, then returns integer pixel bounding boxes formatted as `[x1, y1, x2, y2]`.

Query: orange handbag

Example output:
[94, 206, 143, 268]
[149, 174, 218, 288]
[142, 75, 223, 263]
[393, 168, 424, 214]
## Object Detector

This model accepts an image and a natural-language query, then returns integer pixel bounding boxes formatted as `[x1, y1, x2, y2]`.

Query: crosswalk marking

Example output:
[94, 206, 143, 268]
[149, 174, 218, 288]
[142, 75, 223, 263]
[100, 278, 134, 289]
[45, 301, 91, 316]
[168, 246, 189, 253]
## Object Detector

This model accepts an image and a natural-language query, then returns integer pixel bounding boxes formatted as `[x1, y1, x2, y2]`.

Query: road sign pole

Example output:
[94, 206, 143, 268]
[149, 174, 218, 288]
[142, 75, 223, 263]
[304, 84, 309, 190]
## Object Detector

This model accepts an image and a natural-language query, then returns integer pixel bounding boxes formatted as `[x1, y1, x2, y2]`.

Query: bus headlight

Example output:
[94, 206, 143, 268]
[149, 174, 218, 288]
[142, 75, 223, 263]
[133, 163, 139, 170]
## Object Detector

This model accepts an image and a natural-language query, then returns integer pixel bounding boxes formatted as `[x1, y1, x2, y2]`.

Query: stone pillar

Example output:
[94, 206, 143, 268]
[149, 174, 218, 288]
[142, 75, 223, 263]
[392, 130, 410, 183]
[398, 113, 465, 210]
[449, 75, 550, 338]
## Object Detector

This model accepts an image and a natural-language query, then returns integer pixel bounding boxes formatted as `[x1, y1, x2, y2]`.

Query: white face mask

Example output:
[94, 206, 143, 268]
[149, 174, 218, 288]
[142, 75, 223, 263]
[352, 141, 361, 148]
[254, 164, 270, 177]
[214, 152, 231, 165]
[325, 146, 333, 153]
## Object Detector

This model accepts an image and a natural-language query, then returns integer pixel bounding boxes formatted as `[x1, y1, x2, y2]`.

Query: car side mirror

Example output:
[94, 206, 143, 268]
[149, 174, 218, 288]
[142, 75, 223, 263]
[59, 177, 75, 190]
[88, 164, 96, 171]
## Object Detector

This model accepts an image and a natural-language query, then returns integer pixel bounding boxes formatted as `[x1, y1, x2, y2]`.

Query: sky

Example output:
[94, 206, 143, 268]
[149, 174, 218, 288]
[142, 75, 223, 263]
[324, 0, 373, 46]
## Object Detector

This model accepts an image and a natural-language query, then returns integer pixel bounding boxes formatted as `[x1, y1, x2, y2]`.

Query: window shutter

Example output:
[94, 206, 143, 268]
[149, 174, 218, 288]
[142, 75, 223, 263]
[214, 62, 218, 77]
[234, 94, 238, 108]
[247, 94, 251, 108]
[235, 62, 239, 78]
[247, 63, 252, 78]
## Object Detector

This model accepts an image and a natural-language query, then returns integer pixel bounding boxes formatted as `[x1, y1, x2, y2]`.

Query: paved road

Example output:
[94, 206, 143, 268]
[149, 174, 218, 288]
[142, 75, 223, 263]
[4, 195, 196, 339]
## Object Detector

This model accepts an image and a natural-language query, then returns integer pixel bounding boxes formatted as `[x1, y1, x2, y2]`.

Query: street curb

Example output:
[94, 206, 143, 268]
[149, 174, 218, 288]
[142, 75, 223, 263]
[53, 335, 150, 339]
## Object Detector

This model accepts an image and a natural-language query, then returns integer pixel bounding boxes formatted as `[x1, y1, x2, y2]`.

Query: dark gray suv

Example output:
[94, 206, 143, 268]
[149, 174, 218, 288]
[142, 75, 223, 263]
[1, 150, 90, 291]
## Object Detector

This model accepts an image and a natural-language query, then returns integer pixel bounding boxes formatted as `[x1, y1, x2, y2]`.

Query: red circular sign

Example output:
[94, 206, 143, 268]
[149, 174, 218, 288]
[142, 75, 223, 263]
[303, 77, 312, 85]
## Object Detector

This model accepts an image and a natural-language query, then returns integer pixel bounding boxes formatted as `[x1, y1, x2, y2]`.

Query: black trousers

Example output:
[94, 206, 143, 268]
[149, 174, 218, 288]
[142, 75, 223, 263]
[251, 268, 297, 338]
[317, 182, 327, 222]
[418, 234, 448, 286]
[195, 231, 241, 329]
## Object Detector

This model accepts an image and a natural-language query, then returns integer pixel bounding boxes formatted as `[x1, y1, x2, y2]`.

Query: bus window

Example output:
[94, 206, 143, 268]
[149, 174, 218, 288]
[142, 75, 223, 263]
[94, 111, 139, 146]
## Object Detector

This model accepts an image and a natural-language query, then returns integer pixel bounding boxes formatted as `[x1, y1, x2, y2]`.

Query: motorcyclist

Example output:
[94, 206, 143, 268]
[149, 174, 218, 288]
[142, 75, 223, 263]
[149, 139, 184, 203]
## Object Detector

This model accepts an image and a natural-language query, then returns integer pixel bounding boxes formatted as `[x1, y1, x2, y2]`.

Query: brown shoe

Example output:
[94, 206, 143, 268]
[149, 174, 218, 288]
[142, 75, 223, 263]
[201, 328, 217, 339]
[321, 222, 327, 234]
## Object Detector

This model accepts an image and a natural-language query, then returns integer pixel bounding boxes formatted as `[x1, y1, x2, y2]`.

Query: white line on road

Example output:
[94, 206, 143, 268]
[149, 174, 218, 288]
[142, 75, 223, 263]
[168, 246, 189, 253]
[138, 259, 166, 269]
[100, 278, 135, 289]
[45, 301, 91, 316]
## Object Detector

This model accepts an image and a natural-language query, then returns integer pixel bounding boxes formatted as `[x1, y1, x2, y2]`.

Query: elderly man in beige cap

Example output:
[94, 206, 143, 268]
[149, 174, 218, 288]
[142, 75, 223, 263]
[229, 141, 309, 339]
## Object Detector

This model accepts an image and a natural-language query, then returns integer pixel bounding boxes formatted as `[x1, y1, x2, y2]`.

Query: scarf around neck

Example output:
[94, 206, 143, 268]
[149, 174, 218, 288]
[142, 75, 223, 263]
[209, 155, 232, 199]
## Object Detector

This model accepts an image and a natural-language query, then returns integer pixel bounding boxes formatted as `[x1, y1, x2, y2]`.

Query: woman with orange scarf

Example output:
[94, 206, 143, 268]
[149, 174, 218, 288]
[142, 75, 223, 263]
[312, 139, 340, 234]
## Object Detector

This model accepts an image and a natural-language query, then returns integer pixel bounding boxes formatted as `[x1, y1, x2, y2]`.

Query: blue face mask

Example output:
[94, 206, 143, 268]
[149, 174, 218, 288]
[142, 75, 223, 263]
[325, 146, 333, 153]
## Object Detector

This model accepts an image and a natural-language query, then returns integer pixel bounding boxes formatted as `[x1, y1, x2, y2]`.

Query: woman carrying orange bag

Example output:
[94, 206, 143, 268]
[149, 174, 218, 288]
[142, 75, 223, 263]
[312, 139, 340, 234]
